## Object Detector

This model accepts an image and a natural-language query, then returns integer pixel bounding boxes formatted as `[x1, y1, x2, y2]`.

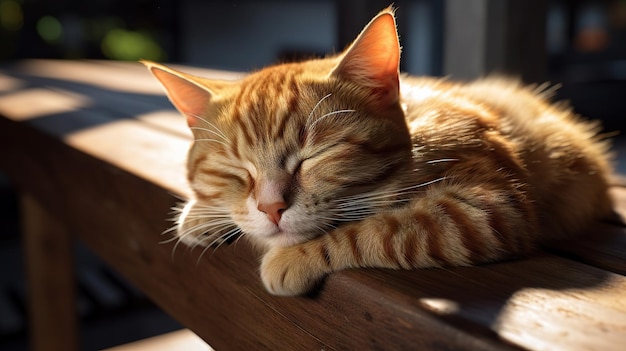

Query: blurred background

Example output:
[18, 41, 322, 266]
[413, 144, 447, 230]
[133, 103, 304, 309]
[1, 0, 625, 350]
[2, 0, 625, 129]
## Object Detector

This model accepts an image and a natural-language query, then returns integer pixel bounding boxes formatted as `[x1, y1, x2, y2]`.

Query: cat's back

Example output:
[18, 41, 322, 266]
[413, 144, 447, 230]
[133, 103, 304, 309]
[400, 75, 609, 161]
[401, 75, 563, 130]
[400, 75, 613, 238]
[402, 75, 606, 136]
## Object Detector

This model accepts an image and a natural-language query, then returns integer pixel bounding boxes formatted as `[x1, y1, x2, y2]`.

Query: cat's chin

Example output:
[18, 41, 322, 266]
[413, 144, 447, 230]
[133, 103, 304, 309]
[255, 229, 316, 248]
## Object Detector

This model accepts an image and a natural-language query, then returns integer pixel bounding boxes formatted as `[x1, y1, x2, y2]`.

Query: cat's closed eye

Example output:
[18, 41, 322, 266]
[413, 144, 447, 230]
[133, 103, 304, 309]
[282, 154, 304, 174]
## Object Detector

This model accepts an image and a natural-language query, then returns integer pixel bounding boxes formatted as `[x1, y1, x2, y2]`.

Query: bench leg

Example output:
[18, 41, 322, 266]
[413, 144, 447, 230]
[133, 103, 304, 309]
[21, 193, 78, 351]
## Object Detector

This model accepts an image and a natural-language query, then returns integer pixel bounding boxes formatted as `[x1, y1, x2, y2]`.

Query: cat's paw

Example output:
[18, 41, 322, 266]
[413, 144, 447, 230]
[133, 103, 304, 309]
[260, 246, 328, 296]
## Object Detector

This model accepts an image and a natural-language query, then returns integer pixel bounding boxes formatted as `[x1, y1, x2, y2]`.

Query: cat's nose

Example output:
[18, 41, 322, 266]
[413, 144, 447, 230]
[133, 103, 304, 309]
[258, 201, 287, 225]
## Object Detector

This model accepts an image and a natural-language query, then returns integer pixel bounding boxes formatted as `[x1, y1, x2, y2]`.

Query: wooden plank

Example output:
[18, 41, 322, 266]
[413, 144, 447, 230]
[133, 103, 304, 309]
[21, 193, 78, 351]
[3, 115, 626, 350]
[0, 62, 192, 140]
[102, 329, 210, 351]
[0, 79, 191, 196]
[0, 117, 328, 350]
[0, 64, 506, 349]
[0, 95, 516, 350]
[1, 61, 626, 350]
[10, 60, 244, 137]
[548, 222, 626, 276]
[545, 186, 626, 276]
[354, 256, 626, 351]
[1, 60, 243, 140]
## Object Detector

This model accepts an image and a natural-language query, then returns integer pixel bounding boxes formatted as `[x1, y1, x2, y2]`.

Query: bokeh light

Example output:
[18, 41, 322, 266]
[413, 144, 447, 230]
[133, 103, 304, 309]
[37, 15, 63, 43]
[0, 0, 23, 31]
[101, 28, 165, 61]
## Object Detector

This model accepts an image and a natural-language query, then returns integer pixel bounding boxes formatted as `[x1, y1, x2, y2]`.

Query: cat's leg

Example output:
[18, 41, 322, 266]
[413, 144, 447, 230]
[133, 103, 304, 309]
[261, 184, 536, 295]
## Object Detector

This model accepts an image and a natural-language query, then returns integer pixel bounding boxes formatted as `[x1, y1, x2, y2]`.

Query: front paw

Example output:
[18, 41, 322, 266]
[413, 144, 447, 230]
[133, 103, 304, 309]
[260, 246, 328, 296]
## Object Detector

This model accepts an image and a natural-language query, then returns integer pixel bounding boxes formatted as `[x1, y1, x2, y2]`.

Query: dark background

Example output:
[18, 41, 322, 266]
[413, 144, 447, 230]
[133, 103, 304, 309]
[2, 0, 624, 130]
[1, 0, 625, 349]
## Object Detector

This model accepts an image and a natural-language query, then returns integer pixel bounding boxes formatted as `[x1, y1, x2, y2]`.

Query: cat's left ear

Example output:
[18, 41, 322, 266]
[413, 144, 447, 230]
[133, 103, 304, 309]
[331, 7, 400, 107]
[141, 60, 214, 127]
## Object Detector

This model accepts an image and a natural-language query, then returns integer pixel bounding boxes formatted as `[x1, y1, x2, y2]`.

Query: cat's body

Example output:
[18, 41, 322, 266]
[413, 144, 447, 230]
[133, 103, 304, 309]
[144, 8, 613, 296]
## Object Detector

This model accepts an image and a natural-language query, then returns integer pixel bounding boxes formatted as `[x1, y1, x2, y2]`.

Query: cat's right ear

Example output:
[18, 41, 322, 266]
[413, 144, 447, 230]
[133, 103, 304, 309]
[330, 7, 400, 108]
[141, 60, 213, 127]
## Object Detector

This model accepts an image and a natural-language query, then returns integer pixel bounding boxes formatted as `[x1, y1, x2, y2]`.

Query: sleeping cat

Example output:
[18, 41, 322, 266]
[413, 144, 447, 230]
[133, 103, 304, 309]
[143, 8, 613, 296]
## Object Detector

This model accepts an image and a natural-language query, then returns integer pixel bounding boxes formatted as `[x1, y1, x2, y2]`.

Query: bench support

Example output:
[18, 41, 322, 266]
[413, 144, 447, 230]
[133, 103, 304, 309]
[21, 193, 78, 351]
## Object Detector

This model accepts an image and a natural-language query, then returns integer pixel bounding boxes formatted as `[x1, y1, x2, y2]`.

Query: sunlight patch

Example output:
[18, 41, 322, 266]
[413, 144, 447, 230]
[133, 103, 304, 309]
[0, 88, 91, 121]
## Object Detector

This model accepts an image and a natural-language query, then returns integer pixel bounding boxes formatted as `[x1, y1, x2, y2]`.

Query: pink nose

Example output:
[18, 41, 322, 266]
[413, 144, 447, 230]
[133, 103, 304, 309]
[258, 201, 287, 225]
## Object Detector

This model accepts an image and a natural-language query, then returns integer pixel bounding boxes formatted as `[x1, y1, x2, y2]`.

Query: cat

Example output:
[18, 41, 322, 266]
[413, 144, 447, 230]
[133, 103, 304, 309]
[143, 7, 613, 296]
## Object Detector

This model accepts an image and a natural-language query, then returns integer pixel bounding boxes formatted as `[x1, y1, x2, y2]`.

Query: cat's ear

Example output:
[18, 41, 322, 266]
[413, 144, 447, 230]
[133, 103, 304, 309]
[331, 8, 400, 107]
[141, 60, 214, 127]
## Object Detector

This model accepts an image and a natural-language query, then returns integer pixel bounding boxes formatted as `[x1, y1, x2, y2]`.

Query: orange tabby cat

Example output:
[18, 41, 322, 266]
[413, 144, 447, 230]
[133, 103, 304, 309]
[143, 8, 613, 296]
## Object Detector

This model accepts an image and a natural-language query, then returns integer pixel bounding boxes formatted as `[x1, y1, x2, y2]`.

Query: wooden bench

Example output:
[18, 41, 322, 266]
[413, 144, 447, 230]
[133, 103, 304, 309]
[102, 329, 210, 351]
[1, 59, 626, 350]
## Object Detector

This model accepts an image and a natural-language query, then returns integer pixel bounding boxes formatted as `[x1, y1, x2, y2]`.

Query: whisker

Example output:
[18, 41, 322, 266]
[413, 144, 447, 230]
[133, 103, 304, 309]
[190, 126, 231, 143]
[171, 233, 192, 260]
[196, 241, 214, 265]
[333, 209, 378, 216]
[332, 208, 377, 216]
[231, 229, 246, 247]
[196, 227, 241, 264]
[161, 225, 178, 236]
[169, 217, 233, 258]
[188, 207, 231, 212]
[425, 158, 459, 164]
[338, 177, 449, 203]
[305, 93, 333, 127]
[312, 223, 333, 237]
[179, 213, 232, 221]
[222, 228, 242, 244]
[193, 138, 230, 148]
[327, 177, 452, 225]
[186, 113, 230, 142]
[210, 228, 241, 250]
[323, 216, 371, 222]
[308, 109, 356, 131]
[342, 199, 410, 208]
[159, 234, 179, 245]
[333, 206, 377, 212]
[166, 198, 237, 260]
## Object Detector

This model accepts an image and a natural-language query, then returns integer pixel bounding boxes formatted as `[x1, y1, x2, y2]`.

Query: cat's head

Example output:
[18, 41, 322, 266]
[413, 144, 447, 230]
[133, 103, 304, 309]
[144, 8, 413, 248]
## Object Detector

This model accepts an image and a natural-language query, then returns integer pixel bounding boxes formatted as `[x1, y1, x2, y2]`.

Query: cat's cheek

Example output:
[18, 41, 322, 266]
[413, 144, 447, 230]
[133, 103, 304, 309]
[260, 246, 327, 296]
[176, 200, 206, 246]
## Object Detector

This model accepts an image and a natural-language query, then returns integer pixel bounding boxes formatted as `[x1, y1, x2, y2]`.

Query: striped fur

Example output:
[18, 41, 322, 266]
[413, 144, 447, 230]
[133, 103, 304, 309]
[145, 8, 613, 296]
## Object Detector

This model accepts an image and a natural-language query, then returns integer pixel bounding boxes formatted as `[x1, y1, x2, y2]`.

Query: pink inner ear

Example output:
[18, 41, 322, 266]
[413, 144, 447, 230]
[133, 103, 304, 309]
[150, 67, 212, 127]
[333, 11, 400, 106]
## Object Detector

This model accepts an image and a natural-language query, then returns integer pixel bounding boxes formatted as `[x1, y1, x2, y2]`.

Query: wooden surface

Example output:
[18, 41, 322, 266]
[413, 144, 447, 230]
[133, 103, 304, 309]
[20, 193, 78, 351]
[103, 329, 210, 351]
[1, 60, 626, 350]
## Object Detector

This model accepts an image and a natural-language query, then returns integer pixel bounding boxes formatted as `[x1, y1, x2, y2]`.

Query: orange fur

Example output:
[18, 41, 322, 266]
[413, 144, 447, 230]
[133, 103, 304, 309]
[144, 8, 613, 296]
